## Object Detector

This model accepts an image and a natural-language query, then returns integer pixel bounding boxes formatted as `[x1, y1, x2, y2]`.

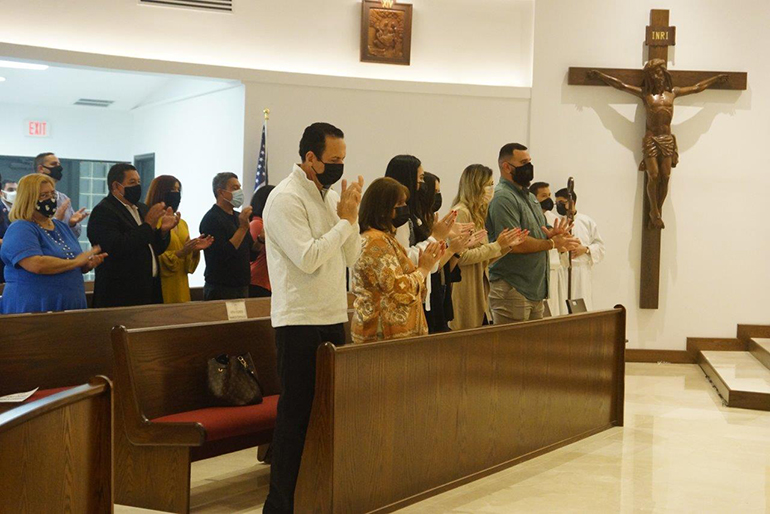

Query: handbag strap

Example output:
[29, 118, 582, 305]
[237, 356, 263, 394]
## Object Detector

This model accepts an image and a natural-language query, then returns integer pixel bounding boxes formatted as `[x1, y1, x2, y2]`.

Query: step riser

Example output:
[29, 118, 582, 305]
[748, 340, 770, 371]
[697, 353, 731, 404]
[697, 351, 770, 412]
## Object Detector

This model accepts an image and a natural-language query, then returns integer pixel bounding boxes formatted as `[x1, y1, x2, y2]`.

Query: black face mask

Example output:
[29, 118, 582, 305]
[432, 192, 443, 213]
[556, 202, 568, 216]
[540, 198, 554, 212]
[393, 205, 411, 228]
[36, 197, 58, 218]
[315, 161, 344, 188]
[511, 162, 534, 187]
[164, 191, 181, 212]
[122, 184, 142, 205]
[45, 165, 64, 182]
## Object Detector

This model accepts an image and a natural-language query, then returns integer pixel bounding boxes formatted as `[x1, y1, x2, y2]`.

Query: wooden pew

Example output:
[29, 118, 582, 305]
[110, 318, 282, 513]
[295, 307, 627, 513]
[0, 293, 355, 397]
[0, 376, 113, 512]
[0, 297, 274, 396]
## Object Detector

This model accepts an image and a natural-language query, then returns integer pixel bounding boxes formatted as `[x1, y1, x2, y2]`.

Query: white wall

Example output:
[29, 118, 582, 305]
[132, 85, 246, 286]
[0, 0, 533, 87]
[530, 0, 770, 350]
[0, 102, 133, 162]
[241, 81, 531, 223]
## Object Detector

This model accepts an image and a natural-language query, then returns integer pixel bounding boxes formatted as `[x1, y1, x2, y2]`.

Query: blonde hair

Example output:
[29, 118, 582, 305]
[9, 174, 56, 222]
[452, 164, 493, 229]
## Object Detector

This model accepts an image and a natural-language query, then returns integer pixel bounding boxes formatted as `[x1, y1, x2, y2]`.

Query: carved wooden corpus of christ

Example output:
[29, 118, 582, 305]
[568, 10, 747, 309]
[589, 64, 727, 230]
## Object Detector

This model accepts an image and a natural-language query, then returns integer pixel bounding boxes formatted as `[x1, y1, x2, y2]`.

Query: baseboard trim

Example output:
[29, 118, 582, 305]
[686, 337, 745, 361]
[625, 349, 694, 364]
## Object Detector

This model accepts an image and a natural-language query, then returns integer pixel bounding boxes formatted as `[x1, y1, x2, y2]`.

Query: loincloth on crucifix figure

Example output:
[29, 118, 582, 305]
[639, 134, 679, 172]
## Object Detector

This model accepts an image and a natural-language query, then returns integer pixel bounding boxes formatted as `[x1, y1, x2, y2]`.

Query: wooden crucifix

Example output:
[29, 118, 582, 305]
[568, 9, 747, 309]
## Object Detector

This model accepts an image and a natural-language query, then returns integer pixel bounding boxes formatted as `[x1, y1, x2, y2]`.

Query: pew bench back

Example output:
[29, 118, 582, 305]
[0, 376, 113, 513]
[114, 317, 281, 420]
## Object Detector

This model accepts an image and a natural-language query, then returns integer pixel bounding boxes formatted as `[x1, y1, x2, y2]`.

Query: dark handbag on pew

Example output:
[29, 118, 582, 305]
[207, 353, 264, 406]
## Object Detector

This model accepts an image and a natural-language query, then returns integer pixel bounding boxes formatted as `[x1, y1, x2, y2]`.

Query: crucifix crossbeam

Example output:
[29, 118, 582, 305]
[567, 9, 747, 309]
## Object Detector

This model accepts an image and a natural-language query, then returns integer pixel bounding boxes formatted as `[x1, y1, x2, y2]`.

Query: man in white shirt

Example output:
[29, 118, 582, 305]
[555, 188, 605, 310]
[530, 182, 568, 315]
[262, 122, 363, 514]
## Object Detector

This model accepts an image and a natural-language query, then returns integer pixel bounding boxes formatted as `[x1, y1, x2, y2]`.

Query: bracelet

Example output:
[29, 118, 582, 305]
[454, 253, 462, 259]
[550, 239, 556, 250]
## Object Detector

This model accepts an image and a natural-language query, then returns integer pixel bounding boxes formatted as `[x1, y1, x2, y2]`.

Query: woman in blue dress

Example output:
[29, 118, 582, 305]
[0, 174, 107, 314]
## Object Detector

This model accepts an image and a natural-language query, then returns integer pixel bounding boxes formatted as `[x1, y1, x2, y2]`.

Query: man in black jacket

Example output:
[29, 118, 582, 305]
[88, 163, 177, 307]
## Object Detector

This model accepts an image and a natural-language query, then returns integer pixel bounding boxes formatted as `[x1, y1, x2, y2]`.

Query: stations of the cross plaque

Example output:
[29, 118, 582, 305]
[568, 9, 747, 309]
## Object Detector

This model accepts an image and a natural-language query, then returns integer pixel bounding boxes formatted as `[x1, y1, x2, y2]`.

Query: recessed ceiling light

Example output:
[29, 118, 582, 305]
[0, 60, 49, 71]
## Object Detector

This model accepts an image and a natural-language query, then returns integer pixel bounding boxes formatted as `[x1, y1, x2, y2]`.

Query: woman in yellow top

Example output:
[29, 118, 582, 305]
[145, 176, 213, 303]
[449, 164, 528, 330]
[351, 177, 445, 344]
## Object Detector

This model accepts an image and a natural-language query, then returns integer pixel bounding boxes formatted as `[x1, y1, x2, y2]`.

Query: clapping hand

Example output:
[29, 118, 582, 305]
[190, 235, 215, 252]
[431, 210, 458, 241]
[160, 208, 180, 233]
[69, 207, 89, 227]
[338, 176, 364, 224]
[77, 245, 108, 273]
[418, 241, 446, 276]
[496, 228, 528, 254]
[145, 202, 167, 227]
[448, 230, 473, 255]
[467, 229, 488, 248]
[541, 217, 573, 238]
[54, 197, 71, 221]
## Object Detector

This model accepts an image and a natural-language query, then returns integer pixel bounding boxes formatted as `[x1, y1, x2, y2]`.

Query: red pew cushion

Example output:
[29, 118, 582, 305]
[25, 387, 74, 403]
[151, 394, 279, 442]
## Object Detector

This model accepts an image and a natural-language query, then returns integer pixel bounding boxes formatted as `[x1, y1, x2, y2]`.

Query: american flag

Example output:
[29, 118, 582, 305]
[254, 120, 268, 192]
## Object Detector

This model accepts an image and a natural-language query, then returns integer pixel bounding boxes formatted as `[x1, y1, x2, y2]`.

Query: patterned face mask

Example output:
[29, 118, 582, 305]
[36, 197, 58, 218]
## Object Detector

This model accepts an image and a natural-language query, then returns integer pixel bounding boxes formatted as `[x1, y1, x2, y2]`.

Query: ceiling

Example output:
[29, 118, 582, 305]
[0, 58, 237, 111]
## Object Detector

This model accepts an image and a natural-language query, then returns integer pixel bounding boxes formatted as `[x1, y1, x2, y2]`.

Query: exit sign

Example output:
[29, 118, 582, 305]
[26, 121, 50, 137]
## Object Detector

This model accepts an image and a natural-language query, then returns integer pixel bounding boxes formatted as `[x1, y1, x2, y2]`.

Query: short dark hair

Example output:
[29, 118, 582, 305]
[212, 172, 238, 199]
[529, 181, 550, 196]
[498, 143, 528, 164]
[33, 152, 55, 171]
[250, 185, 276, 219]
[359, 177, 409, 234]
[107, 163, 138, 192]
[298, 122, 345, 162]
[555, 187, 577, 203]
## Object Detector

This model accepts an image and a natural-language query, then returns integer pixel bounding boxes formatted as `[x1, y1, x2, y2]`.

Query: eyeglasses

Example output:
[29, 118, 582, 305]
[38, 191, 56, 201]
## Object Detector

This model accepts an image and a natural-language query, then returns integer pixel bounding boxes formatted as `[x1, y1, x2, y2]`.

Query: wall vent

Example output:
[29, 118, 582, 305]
[139, 0, 233, 13]
[74, 98, 115, 108]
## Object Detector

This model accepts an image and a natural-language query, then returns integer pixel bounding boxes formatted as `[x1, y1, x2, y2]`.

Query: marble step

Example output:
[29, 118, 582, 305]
[697, 350, 770, 411]
[748, 338, 770, 371]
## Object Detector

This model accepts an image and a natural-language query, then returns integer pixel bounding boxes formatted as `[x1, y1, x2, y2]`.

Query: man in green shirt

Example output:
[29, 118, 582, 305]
[486, 143, 578, 324]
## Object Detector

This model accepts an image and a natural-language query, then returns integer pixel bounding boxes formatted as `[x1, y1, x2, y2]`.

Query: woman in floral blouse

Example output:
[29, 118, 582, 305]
[351, 178, 445, 344]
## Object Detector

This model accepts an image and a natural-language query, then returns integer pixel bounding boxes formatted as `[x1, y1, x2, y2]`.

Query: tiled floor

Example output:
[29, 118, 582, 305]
[129, 363, 770, 513]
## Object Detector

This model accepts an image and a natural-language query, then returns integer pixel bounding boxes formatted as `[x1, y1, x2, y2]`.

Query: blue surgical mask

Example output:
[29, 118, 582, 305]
[229, 189, 245, 208]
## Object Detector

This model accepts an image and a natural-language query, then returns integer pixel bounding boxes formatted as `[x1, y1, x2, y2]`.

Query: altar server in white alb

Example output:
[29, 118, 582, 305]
[555, 188, 605, 310]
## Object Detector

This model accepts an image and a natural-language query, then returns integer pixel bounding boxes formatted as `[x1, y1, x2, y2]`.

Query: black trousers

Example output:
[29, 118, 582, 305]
[202, 283, 249, 301]
[249, 284, 272, 298]
[263, 323, 346, 514]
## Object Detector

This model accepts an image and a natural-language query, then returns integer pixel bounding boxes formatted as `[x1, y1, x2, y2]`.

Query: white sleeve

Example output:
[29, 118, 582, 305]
[588, 219, 605, 265]
[265, 193, 356, 275]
